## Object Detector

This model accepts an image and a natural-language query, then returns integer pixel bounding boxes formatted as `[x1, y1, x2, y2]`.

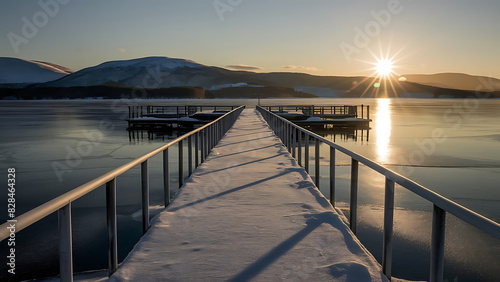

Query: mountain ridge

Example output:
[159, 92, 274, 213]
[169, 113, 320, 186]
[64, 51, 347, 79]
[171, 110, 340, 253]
[401, 73, 500, 92]
[0, 57, 73, 86]
[1, 56, 499, 99]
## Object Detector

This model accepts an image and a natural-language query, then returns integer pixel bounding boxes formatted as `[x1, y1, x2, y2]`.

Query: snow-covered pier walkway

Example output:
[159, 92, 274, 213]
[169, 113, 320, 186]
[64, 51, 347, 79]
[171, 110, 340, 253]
[110, 109, 388, 281]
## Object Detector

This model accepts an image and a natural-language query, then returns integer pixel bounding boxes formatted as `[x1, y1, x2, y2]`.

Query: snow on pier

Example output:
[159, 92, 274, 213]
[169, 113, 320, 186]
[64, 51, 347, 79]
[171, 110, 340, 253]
[110, 109, 387, 281]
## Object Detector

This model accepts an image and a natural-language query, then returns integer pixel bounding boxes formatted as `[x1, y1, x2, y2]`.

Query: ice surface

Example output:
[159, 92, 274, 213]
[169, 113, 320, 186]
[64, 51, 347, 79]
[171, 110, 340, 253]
[109, 109, 388, 281]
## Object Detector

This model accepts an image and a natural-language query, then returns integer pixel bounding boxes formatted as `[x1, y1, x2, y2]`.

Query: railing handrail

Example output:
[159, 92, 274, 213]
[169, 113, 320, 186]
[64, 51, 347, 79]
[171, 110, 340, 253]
[0, 105, 245, 241]
[256, 105, 500, 239]
[260, 104, 369, 119]
[257, 105, 499, 281]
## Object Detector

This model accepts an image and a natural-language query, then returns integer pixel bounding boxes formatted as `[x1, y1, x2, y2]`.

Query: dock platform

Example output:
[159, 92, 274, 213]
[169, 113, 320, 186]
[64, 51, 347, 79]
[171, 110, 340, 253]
[110, 109, 387, 281]
[262, 105, 371, 129]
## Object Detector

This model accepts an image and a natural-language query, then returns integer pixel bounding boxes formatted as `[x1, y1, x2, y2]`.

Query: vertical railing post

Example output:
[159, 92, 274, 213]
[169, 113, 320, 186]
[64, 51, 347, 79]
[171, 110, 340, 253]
[204, 128, 209, 157]
[291, 127, 296, 158]
[163, 149, 170, 207]
[201, 130, 205, 163]
[382, 178, 395, 279]
[208, 125, 212, 150]
[58, 203, 73, 282]
[287, 124, 291, 151]
[350, 158, 359, 234]
[213, 123, 217, 147]
[188, 135, 193, 176]
[210, 125, 214, 150]
[305, 134, 310, 173]
[315, 139, 320, 187]
[298, 130, 302, 166]
[195, 132, 199, 167]
[330, 147, 335, 207]
[283, 120, 286, 144]
[106, 178, 118, 276]
[216, 122, 220, 141]
[179, 140, 184, 188]
[141, 160, 149, 234]
[430, 205, 446, 282]
[277, 119, 281, 141]
[285, 123, 289, 150]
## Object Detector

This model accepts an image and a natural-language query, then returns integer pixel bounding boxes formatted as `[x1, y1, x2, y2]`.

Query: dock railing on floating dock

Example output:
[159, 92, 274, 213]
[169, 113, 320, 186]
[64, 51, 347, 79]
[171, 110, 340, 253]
[256, 106, 500, 282]
[128, 105, 241, 119]
[261, 105, 370, 119]
[0, 106, 245, 282]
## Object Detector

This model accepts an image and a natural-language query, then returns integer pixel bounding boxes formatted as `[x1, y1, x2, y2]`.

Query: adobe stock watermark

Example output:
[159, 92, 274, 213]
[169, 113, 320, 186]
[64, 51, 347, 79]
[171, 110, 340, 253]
[51, 122, 115, 182]
[339, 0, 405, 63]
[110, 63, 167, 120]
[281, 234, 337, 280]
[7, 0, 71, 53]
[51, 64, 166, 182]
[397, 78, 495, 176]
[213, 0, 244, 21]
[178, 130, 270, 222]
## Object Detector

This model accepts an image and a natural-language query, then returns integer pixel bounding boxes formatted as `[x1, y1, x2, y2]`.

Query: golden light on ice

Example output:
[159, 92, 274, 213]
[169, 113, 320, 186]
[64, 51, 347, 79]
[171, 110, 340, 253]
[375, 58, 394, 77]
[375, 99, 391, 163]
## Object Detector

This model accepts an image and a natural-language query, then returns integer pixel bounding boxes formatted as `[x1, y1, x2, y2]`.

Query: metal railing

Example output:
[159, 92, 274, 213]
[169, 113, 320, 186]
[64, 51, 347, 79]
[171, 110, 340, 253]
[0, 106, 245, 282]
[129, 105, 241, 119]
[261, 105, 370, 119]
[256, 106, 500, 282]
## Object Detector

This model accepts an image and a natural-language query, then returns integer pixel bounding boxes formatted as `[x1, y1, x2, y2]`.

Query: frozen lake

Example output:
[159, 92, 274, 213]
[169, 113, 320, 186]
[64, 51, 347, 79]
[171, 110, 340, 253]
[0, 98, 499, 281]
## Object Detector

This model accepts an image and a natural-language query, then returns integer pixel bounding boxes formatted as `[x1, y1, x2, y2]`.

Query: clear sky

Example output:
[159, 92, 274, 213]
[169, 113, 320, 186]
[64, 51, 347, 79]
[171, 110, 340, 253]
[1, 0, 499, 78]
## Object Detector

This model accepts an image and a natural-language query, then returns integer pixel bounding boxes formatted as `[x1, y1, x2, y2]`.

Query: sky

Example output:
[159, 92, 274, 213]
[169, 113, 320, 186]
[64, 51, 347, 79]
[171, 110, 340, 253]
[1, 0, 499, 78]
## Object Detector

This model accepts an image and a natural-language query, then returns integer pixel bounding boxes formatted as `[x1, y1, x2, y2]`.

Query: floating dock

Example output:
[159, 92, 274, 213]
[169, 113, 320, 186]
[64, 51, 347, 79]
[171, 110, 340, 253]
[110, 109, 386, 281]
[127, 105, 371, 130]
[261, 105, 371, 128]
[127, 105, 241, 129]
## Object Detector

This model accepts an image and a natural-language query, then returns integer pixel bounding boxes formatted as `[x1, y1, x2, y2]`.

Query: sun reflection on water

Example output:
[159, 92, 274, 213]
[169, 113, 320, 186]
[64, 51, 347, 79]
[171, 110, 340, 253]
[375, 99, 392, 163]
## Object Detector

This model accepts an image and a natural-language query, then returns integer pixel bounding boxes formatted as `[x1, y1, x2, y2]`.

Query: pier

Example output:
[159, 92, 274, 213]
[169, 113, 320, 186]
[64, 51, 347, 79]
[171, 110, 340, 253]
[110, 109, 386, 281]
[1, 106, 499, 282]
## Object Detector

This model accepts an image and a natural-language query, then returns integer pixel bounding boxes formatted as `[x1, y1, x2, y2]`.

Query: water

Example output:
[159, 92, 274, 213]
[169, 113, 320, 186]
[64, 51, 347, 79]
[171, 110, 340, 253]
[0, 98, 499, 281]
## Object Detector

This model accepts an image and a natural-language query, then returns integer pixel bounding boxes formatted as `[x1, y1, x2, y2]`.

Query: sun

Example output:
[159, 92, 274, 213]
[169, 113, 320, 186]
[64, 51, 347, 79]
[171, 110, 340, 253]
[375, 59, 394, 77]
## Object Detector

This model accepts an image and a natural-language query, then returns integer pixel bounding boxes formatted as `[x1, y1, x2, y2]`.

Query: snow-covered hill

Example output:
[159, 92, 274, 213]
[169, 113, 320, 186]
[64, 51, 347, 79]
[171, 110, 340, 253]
[42, 56, 229, 88]
[0, 57, 73, 85]
[4, 56, 494, 99]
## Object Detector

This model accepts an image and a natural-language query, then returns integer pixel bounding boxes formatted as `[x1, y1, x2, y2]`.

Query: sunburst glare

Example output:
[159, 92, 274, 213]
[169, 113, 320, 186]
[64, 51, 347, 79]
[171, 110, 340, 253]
[375, 99, 392, 163]
[375, 58, 394, 77]
[346, 43, 411, 98]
